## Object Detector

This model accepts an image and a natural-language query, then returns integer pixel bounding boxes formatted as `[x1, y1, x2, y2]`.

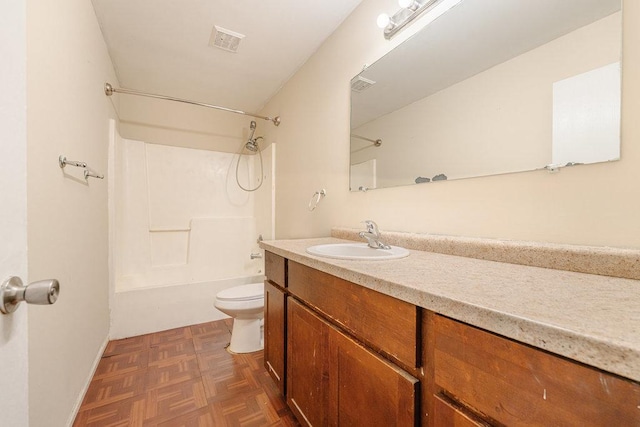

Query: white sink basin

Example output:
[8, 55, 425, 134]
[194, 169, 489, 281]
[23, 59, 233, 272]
[306, 243, 410, 261]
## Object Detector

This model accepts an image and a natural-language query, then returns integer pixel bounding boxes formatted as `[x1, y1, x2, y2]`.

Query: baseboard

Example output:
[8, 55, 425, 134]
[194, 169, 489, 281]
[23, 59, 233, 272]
[65, 335, 109, 426]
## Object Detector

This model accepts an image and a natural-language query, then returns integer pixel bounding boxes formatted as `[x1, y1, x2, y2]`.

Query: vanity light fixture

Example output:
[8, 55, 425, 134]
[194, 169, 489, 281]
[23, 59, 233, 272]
[377, 0, 461, 39]
[376, 13, 395, 30]
[398, 0, 419, 11]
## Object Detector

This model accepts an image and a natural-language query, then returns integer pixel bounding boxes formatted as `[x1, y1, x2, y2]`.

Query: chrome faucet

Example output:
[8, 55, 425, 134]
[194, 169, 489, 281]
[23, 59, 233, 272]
[359, 220, 391, 250]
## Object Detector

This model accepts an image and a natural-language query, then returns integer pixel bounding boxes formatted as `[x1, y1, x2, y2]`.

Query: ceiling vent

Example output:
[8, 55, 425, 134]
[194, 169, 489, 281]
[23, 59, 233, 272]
[351, 76, 376, 92]
[209, 26, 245, 53]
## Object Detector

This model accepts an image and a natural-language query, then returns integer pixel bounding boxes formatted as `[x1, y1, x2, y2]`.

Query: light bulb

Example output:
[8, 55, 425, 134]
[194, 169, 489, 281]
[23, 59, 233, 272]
[398, 0, 414, 8]
[376, 13, 391, 29]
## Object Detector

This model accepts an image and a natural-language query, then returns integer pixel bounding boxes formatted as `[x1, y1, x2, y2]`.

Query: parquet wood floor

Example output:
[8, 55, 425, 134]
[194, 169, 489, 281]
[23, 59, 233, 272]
[74, 318, 300, 427]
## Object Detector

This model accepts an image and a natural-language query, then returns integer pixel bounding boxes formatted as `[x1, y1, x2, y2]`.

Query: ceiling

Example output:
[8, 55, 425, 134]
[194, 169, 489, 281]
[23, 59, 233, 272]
[91, 0, 363, 113]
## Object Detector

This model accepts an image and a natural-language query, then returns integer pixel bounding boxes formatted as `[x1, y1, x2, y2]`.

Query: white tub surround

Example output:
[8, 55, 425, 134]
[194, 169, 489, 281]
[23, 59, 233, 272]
[111, 133, 274, 337]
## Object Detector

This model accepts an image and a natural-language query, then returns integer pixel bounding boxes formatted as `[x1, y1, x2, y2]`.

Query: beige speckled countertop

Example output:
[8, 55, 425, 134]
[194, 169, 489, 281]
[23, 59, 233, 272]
[260, 237, 640, 383]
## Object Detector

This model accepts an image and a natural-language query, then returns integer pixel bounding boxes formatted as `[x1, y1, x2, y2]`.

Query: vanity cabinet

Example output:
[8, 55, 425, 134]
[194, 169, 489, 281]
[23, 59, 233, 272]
[265, 250, 640, 427]
[423, 312, 640, 426]
[287, 298, 418, 426]
[265, 254, 419, 426]
[264, 252, 287, 394]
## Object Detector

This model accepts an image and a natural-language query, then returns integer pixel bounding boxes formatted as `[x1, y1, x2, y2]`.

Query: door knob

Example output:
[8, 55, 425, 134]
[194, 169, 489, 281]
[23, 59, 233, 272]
[0, 276, 60, 314]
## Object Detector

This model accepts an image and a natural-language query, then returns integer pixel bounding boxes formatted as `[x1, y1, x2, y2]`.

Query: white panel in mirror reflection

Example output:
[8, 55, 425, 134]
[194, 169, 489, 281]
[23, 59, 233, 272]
[552, 62, 620, 165]
[115, 138, 274, 291]
[350, 0, 621, 191]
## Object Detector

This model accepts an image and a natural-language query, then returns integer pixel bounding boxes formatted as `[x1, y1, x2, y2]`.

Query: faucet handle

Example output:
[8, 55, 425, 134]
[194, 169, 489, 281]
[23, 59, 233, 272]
[359, 220, 391, 250]
[362, 220, 379, 234]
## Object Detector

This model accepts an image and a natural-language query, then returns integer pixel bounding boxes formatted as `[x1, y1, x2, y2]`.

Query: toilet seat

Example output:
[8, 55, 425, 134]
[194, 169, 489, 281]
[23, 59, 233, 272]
[216, 283, 264, 302]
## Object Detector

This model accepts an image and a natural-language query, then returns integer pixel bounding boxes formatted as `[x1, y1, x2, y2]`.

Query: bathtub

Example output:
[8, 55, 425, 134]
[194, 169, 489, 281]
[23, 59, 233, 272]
[110, 275, 264, 339]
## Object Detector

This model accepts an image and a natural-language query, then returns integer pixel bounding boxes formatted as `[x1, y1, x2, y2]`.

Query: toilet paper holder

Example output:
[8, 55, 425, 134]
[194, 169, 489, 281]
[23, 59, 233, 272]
[0, 276, 60, 314]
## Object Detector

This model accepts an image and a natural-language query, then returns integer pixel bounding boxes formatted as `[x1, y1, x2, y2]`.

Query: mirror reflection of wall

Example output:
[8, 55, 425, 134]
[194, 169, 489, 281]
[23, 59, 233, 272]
[552, 62, 620, 166]
[350, 0, 622, 191]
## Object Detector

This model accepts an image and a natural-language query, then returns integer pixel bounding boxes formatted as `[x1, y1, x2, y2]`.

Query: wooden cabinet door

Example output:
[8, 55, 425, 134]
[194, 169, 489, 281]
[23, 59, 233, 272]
[264, 281, 286, 395]
[425, 313, 640, 426]
[287, 299, 330, 426]
[329, 325, 418, 427]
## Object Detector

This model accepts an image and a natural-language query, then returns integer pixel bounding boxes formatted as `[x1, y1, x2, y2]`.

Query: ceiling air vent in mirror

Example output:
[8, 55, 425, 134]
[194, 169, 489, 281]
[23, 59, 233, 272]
[351, 76, 376, 92]
[209, 26, 245, 53]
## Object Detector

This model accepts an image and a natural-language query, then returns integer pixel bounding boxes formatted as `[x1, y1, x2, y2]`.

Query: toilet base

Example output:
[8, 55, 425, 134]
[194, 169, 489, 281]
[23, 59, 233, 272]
[228, 317, 263, 353]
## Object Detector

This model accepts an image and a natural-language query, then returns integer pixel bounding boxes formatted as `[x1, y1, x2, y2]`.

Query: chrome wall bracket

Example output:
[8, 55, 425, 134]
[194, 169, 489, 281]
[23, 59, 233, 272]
[59, 155, 86, 169]
[84, 169, 104, 180]
[0, 276, 60, 314]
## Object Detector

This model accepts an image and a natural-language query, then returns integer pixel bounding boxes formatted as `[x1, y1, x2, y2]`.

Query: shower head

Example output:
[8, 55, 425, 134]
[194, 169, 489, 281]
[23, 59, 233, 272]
[245, 140, 258, 152]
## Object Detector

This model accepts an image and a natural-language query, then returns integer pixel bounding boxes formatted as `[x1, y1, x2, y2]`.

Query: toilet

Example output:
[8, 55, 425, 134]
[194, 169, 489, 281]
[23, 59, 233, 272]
[214, 282, 264, 353]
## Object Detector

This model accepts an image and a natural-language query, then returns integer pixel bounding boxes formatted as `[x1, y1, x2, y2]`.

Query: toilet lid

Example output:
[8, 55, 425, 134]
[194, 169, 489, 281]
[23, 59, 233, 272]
[216, 283, 264, 301]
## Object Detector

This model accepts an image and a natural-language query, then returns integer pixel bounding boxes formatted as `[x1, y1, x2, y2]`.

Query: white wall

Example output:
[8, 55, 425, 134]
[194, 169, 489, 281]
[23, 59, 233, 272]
[351, 13, 620, 186]
[260, 0, 640, 249]
[119, 95, 258, 152]
[26, 0, 118, 425]
[0, 0, 29, 425]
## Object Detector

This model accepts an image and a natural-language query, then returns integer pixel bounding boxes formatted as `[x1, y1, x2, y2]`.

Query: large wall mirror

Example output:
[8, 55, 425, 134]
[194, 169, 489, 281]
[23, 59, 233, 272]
[350, 0, 622, 191]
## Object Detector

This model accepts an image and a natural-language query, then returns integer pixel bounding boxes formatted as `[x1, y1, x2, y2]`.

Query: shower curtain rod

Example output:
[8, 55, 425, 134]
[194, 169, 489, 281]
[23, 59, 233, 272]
[104, 83, 280, 126]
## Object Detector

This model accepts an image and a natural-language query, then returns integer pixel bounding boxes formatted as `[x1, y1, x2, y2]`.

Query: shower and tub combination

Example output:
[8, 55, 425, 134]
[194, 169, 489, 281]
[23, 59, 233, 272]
[214, 119, 269, 352]
[107, 85, 278, 348]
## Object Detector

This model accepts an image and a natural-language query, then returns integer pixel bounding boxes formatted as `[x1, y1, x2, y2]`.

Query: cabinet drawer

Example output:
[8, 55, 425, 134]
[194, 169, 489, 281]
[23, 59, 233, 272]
[265, 251, 286, 288]
[288, 261, 419, 370]
[431, 314, 640, 426]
